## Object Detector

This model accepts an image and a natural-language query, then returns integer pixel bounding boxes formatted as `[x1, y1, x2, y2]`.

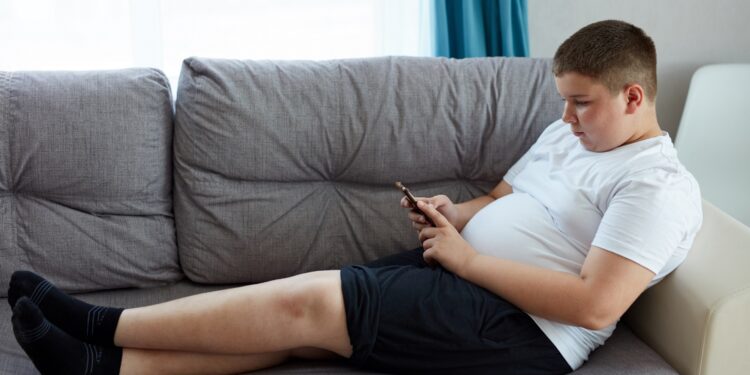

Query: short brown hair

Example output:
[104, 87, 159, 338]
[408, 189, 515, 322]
[553, 20, 657, 101]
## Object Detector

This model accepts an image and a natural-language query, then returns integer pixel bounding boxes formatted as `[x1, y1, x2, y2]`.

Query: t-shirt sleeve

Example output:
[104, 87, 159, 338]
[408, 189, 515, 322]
[592, 169, 701, 274]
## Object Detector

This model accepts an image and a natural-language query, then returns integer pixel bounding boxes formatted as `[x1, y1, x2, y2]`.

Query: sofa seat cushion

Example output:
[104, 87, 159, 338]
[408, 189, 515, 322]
[0, 69, 183, 296]
[0, 281, 676, 374]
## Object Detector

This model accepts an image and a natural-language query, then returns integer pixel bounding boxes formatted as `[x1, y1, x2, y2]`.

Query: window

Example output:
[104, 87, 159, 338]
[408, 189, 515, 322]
[0, 0, 431, 84]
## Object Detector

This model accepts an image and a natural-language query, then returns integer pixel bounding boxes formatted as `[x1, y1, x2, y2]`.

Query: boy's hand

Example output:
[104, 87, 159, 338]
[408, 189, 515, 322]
[400, 194, 459, 230]
[417, 201, 478, 276]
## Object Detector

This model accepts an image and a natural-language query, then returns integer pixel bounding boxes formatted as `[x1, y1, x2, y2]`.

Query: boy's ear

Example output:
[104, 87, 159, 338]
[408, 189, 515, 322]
[624, 84, 644, 114]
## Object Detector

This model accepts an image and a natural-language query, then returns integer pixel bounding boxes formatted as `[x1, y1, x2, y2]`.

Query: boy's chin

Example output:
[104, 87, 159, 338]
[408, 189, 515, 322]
[580, 139, 613, 153]
[579, 138, 595, 151]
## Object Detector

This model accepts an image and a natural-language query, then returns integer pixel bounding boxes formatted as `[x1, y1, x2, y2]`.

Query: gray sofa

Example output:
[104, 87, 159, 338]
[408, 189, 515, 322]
[2, 57, 749, 374]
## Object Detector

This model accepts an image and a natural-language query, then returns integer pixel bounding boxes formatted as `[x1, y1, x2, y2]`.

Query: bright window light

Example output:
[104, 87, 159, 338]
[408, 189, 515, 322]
[0, 0, 431, 84]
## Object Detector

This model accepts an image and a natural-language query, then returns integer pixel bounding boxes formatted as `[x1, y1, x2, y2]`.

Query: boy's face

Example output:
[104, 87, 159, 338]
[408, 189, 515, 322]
[555, 72, 633, 152]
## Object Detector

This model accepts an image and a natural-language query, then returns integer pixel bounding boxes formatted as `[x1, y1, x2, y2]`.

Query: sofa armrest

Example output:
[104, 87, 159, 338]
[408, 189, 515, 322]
[624, 200, 750, 375]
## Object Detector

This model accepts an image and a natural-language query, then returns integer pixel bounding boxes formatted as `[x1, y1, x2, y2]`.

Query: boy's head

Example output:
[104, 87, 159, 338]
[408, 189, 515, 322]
[553, 20, 657, 101]
[553, 20, 662, 152]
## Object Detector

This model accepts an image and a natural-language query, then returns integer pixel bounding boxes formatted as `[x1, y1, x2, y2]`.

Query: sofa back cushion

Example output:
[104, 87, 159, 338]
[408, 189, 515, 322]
[174, 56, 562, 284]
[0, 69, 182, 296]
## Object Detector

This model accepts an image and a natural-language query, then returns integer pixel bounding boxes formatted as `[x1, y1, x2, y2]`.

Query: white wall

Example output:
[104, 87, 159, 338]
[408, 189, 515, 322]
[528, 0, 750, 137]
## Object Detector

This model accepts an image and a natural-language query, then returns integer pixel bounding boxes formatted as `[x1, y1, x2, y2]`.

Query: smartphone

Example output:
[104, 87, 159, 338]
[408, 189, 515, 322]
[395, 181, 435, 226]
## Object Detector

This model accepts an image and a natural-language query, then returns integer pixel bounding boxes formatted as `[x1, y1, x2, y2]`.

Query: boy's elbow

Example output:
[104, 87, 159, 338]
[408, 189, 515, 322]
[579, 315, 613, 331]
[578, 303, 620, 331]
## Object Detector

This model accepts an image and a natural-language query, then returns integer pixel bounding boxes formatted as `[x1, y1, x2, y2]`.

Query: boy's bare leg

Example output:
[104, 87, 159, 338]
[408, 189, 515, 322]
[120, 347, 338, 375]
[114, 270, 353, 357]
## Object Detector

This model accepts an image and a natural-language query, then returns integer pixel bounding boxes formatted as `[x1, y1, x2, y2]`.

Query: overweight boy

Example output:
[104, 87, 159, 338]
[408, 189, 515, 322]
[9, 20, 702, 374]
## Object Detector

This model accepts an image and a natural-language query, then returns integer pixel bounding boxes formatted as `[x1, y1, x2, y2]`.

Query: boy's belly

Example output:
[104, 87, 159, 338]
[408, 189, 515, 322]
[460, 192, 588, 275]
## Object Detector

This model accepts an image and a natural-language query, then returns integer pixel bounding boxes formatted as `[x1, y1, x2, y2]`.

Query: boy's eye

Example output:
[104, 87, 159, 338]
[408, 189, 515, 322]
[560, 98, 591, 107]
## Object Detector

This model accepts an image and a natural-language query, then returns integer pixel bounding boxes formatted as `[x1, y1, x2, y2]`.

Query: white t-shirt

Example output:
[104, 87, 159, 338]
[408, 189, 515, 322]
[460, 119, 703, 370]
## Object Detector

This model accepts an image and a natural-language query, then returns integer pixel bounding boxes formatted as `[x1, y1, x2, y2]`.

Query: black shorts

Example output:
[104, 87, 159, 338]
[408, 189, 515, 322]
[340, 248, 572, 375]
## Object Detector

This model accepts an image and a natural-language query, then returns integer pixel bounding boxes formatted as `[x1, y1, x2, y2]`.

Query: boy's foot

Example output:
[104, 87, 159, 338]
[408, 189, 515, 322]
[8, 271, 123, 346]
[12, 297, 122, 375]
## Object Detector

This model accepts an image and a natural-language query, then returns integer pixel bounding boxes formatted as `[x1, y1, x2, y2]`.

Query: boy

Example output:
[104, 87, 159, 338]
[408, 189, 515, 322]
[8, 20, 701, 374]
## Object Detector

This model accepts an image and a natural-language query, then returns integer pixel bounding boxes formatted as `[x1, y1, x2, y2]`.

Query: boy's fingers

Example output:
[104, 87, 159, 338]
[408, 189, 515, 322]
[413, 222, 426, 231]
[401, 196, 425, 208]
[418, 201, 449, 227]
[418, 226, 437, 242]
[408, 211, 425, 222]
[400, 197, 409, 207]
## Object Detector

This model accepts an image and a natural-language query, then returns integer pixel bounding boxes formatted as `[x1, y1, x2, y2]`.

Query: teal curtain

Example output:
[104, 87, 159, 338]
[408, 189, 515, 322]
[433, 0, 529, 58]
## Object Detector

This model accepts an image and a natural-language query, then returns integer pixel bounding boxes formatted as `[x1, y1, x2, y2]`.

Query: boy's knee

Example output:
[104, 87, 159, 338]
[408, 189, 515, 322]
[276, 271, 344, 325]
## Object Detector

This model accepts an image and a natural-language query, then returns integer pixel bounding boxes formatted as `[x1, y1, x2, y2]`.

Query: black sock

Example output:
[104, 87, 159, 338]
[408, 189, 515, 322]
[8, 271, 124, 346]
[12, 297, 122, 375]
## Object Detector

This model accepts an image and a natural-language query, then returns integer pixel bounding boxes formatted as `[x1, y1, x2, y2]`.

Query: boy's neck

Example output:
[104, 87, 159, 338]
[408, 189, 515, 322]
[628, 108, 663, 145]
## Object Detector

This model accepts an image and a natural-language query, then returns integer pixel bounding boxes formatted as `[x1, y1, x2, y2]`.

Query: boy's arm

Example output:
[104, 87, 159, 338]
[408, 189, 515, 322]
[416, 201, 655, 330]
[453, 180, 513, 232]
[459, 246, 654, 330]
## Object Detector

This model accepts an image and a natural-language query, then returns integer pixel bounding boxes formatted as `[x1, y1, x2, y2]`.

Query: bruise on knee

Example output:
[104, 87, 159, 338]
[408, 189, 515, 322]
[274, 290, 309, 321]
[273, 277, 335, 326]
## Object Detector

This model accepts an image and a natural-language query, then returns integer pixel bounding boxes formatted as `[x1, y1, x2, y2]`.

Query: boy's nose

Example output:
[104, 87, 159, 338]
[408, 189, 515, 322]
[562, 103, 577, 124]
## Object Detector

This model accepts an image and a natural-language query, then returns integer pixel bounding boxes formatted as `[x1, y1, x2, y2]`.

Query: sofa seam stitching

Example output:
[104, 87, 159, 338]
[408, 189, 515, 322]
[335, 60, 344, 269]
[0, 72, 11, 256]
[6, 71, 32, 268]
[1, 72, 8, 194]
[10, 191, 172, 203]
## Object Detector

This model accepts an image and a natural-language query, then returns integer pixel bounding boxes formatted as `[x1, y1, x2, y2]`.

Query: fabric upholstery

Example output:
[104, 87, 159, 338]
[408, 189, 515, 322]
[0, 69, 183, 296]
[173, 56, 562, 283]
